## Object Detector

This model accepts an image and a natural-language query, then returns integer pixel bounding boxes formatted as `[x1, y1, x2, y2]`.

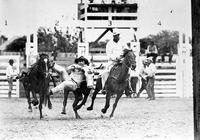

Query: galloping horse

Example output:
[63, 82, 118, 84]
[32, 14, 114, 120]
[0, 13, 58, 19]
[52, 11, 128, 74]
[87, 49, 136, 118]
[20, 53, 54, 119]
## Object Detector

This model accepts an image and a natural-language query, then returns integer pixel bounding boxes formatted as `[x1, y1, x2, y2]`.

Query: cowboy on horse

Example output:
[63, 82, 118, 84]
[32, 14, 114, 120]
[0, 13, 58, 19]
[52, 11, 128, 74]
[99, 30, 134, 94]
[87, 32, 136, 117]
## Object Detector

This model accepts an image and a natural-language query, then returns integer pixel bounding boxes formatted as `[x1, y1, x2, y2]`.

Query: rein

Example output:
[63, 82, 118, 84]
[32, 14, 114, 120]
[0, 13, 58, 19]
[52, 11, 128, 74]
[109, 51, 135, 82]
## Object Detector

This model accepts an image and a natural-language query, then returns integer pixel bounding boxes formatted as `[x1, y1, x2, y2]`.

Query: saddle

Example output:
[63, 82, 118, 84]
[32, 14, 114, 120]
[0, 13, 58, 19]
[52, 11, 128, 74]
[109, 63, 123, 80]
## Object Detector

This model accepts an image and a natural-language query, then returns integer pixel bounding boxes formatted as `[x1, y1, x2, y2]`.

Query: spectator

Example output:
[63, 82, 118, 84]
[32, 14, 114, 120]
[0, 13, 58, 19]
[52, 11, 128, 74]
[146, 41, 158, 64]
[136, 59, 148, 98]
[145, 57, 157, 100]
[6, 59, 18, 98]
[161, 42, 173, 63]
[51, 50, 58, 61]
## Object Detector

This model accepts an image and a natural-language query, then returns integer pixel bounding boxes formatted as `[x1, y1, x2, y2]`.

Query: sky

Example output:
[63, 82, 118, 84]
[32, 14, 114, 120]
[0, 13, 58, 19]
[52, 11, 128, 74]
[0, 0, 191, 40]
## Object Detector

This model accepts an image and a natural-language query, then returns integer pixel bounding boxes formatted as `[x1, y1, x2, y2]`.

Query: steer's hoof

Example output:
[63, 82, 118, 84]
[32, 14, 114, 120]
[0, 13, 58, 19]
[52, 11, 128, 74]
[61, 112, 66, 115]
[101, 108, 106, 114]
[48, 104, 52, 109]
[87, 107, 93, 111]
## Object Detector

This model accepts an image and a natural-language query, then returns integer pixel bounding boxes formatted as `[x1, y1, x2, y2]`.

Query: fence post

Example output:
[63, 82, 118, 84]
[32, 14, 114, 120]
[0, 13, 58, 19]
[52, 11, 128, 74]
[185, 35, 192, 97]
[177, 32, 193, 97]
[176, 32, 183, 97]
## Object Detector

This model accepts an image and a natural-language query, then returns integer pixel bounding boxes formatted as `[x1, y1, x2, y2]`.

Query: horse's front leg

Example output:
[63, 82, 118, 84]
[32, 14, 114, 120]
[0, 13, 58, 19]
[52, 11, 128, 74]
[61, 89, 69, 114]
[110, 91, 123, 118]
[46, 87, 52, 109]
[101, 91, 111, 114]
[87, 78, 102, 111]
[26, 89, 32, 112]
[75, 88, 90, 110]
[31, 91, 39, 106]
[23, 83, 32, 112]
[39, 94, 44, 119]
[47, 95, 52, 109]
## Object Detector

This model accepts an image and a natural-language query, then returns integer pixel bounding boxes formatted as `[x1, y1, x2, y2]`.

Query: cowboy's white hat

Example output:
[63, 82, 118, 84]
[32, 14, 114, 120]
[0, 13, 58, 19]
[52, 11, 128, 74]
[112, 29, 120, 36]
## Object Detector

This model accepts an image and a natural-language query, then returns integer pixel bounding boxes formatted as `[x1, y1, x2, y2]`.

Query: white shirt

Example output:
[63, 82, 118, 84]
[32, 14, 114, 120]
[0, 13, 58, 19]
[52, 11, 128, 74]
[53, 63, 72, 81]
[6, 65, 17, 78]
[139, 65, 148, 79]
[145, 63, 156, 77]
[67, 64, 94, 85]
[129, 68, 138, 77]
[106, 40, 129, 61]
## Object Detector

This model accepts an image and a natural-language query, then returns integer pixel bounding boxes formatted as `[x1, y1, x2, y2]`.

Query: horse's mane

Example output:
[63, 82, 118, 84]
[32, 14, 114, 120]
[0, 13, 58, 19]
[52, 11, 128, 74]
[121, 49, 132, 58]
[109, 49, 135, 83]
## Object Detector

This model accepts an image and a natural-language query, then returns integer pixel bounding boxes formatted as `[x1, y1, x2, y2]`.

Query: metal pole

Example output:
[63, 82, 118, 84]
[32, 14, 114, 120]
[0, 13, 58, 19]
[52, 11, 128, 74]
[192, 0, 200, 139]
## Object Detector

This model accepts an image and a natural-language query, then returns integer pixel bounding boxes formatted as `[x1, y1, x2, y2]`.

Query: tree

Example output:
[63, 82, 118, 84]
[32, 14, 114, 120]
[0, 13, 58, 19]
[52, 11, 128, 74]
[37, 27, 57, 52]
[1, 25, 78, 53]
[6, 36, 26, 52]
[140, 30, 179, 54]
[37, 26, 79, 53]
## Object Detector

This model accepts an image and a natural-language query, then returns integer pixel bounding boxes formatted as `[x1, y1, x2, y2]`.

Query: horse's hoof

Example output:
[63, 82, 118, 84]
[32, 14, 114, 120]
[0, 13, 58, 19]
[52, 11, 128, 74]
[61, 112, 66, 115]
[109, 115, 114, 119]
[87, 107, 93, 111]
[110, 116, 115, 120]
[101, 108, 106, 114]
[100, 112, 105, 118]
[28, 109, 32, 112]
[76, 116, 81, 119]
[48, 105, 52, 109]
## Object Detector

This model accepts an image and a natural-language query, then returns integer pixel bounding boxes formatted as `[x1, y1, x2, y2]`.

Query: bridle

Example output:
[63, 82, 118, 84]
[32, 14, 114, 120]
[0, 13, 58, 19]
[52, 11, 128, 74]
[123, 50, 136, 70]
[38, 55, 51, 79]
[43, 58, 50, 78]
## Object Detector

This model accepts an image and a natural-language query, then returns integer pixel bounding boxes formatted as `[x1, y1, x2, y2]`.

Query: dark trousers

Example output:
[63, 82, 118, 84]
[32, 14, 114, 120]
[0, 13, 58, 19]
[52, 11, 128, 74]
[146, 77, 155, 100]
[7, 78, 13, 98]
[147, 53, 158, 64]
[137, 78, 147, 97]
[130, 77, 138, 93]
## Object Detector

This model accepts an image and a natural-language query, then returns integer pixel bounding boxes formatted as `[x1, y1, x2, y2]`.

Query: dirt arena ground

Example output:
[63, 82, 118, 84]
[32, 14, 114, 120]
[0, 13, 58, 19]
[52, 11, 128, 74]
[0, 97, 193, 140]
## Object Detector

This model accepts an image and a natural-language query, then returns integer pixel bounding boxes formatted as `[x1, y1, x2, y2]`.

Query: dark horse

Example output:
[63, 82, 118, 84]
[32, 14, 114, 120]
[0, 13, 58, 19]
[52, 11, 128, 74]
[61, 78, 92, 119]
[87, 49, 136, 118]
[20, 53, 54, 119]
